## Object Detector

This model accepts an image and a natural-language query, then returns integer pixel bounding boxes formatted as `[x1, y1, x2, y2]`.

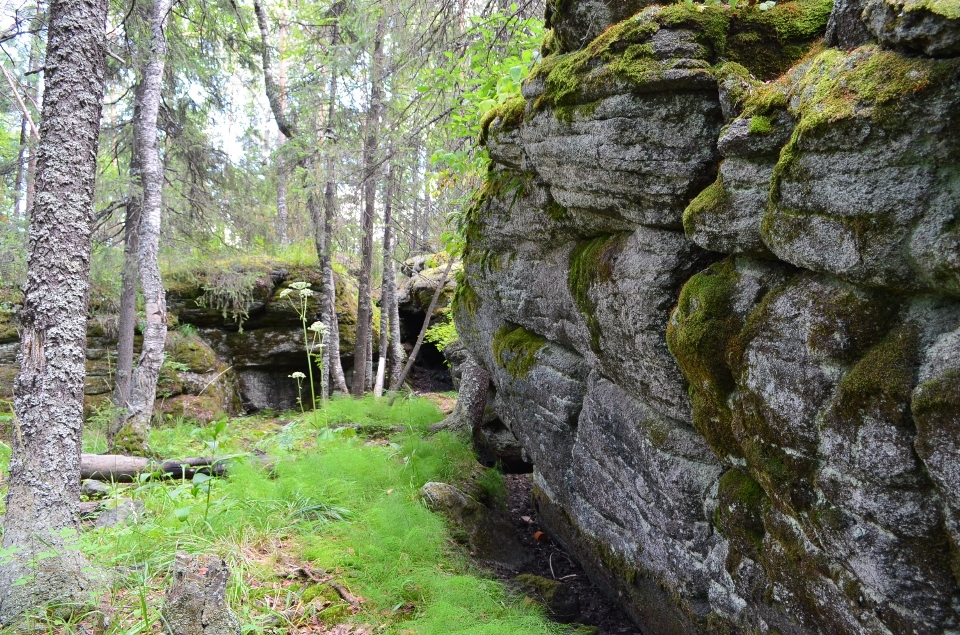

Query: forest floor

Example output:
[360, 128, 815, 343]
[0, 394, 637, 635]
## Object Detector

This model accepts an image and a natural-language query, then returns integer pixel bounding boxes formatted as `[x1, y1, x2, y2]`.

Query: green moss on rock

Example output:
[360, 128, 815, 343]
[493, 324, 547, 379]
[667, 258, 744, 460]
[764, 46, 960, 200]
[827, 324, 919, 427]
[529, 0, 831, 116]
[568, 234, 627, 352]
[452, 275, 481, 318]
[716, 468, 769, 567]
[166, 331, 218, 373]
[683, 176, 728, 238]
[0, 310, 16, 343]
[479, 96, 527, 145]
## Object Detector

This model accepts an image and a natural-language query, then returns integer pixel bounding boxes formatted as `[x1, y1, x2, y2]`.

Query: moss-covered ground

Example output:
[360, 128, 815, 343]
[0, 396, 565, 635]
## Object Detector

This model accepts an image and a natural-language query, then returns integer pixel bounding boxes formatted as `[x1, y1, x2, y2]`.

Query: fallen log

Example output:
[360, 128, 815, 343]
[80, 453, 229, 482]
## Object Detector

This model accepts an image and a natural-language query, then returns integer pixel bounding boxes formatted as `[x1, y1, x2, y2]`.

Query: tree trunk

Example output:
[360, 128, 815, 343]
[0, 0, 109, 621]
[389, 256, 455, 397]
[351, 15, 386, 397]
[22, 34, 41, 220]
[112, 94, 144, 446]
[115, 0, 172, 455]
[376, 161, 404, 396]
[274, 12, 289, 247]
[111, 174, 141, 445]
[12, 123, 25, 218]
[254, 0, 294, 139]
[409, 142, 422, 253]
[319, 20, 348, 395]
[326, 260, 348, 394]
[276, 141, 289, 246]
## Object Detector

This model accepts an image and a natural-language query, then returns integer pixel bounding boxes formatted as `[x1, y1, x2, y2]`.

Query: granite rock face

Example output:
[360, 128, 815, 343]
[456, 1, 960, 632]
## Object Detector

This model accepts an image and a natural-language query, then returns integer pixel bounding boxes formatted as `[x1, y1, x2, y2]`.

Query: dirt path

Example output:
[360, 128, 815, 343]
[495, 473, 642, 635]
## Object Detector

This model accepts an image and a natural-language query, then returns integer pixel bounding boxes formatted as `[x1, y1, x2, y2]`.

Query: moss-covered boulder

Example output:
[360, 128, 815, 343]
[455, 1, 960, 632]
[683, 109, 794, 256]
[165, 258, 362, 411]
[863, 0, 960, 56]
[759, 46, 960, 296]
[396, 251, 459, 320]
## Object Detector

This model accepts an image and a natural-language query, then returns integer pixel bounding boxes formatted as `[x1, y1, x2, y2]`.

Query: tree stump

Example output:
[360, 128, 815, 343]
[161, 552, 240, 635]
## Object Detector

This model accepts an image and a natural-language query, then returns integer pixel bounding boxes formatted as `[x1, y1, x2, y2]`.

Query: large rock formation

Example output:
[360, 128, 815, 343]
[456, 1, 960, 632]
[0, 260, 362, 420]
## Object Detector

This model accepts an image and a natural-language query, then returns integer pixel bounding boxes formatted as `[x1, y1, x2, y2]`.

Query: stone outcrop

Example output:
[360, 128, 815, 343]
[0, 311, 242, 424]
[456, 1, 960, 633]
[0, 259, 363, 419]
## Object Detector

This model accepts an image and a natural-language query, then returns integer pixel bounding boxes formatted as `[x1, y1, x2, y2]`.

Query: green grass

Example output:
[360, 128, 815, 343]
[7, 395, 556, 634]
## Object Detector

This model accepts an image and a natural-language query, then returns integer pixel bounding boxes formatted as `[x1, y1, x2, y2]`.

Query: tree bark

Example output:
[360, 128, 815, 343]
[352, 15, 386, 396]
[13, 123, 25, 217]
[112, 95, 145, 445]
[274, 12, 289, 247]
[115, 0, 172, 455]
[80, 454, 230, 482]
[0, 0, 109, 621]
[254, 0, 295, 139]
[389, 256, 455, 397]
[375, 161, 404, 396]
[111, 179, 141, 444]
[319, 19, 348, 395]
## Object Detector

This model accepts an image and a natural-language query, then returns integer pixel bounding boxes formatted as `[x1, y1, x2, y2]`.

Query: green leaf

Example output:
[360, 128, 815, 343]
[173, 506, 192, 522]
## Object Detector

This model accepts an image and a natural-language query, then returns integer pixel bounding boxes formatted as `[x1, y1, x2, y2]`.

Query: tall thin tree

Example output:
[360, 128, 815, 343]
[351, 11, 386, 396]
[321, 20, 349, 394]
[0, 0, 109, 619]
[114, 0, 173, 453]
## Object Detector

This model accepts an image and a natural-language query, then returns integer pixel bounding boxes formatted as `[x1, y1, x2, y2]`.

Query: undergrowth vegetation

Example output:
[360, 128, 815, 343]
[0, 396, 563, 635]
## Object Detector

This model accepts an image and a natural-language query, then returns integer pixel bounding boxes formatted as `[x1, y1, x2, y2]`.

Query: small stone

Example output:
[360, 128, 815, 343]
[95, 499, 144, 528]
[81, 479, 111, 499]
[514, 574, 581, 623]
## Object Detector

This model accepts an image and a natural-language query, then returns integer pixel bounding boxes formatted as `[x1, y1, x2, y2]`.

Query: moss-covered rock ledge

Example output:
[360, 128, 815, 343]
[455, 0, 960, 632]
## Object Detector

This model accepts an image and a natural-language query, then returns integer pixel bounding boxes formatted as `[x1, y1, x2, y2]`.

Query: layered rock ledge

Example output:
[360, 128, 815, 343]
[456, 1, 960, 632]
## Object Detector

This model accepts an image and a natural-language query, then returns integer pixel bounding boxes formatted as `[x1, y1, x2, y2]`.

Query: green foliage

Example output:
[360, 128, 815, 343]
[196, 268, 268, 332]
[0, 218, 26, 309]
[69, 397, 559, 634]
[425, 320, 458, 353]
[428, 10, 544, 254]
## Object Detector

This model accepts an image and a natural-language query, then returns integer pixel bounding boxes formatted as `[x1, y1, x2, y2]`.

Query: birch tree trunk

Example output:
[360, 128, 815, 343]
[351, 14, 385, 396]
[254, 0, 295, 138]
[375, 161, 404, 396]
[0, 0, 108, 620]
[320, 18, 348, 395]
[114, 0, 172, 454]
[274, 12, 289, 247]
